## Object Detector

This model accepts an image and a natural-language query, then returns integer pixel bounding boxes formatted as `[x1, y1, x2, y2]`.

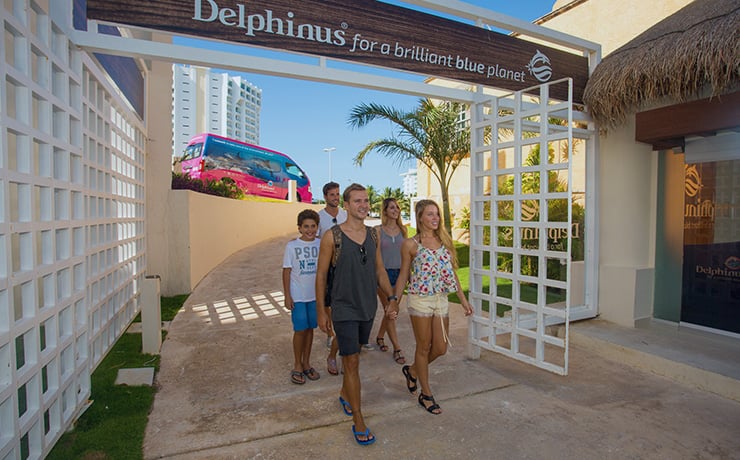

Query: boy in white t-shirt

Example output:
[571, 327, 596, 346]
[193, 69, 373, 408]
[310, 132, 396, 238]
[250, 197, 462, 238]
[282, 209, 322, 385]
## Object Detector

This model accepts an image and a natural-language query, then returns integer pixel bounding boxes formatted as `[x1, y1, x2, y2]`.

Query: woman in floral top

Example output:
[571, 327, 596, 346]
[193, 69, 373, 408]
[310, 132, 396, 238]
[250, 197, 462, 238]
[389, 199, 473, 415]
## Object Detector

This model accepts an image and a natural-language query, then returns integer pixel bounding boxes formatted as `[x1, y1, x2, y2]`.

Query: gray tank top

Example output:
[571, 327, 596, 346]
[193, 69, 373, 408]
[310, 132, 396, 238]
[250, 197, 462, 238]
[380, 227, 403, 269]
[331, 227, 378, 322]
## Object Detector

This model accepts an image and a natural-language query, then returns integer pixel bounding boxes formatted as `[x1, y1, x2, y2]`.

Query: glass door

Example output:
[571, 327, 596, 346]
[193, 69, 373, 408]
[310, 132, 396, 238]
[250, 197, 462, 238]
[681, 160, 740, 334]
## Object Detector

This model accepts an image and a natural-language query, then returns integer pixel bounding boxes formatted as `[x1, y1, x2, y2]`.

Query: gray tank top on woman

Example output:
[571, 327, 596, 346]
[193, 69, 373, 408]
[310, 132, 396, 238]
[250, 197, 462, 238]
[380, 227, 403, 269]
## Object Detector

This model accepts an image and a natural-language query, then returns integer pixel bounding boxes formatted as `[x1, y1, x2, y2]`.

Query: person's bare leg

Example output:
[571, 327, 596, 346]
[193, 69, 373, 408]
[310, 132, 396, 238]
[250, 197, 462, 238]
[375, 288, 388, 344]
[427, 315, 448, 365]
[386, 316, 403, 356]
[409, 315, 434, 396]
[326, 320, 340, 375]
[329, 333, 339, 360]
[293, 330, 306, 372]
[340, 353, 372, 440]
[301, 328, 314, 370]
[326, 315, 335, 345]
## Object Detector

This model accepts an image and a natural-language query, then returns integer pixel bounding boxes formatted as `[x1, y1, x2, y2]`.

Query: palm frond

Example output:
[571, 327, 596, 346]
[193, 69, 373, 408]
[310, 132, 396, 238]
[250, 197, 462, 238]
[348, 97, 472, 233]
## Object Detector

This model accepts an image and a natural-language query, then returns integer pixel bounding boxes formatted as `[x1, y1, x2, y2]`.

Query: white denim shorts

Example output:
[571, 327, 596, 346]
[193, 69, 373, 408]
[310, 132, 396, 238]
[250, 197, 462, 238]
[407, 293, 449, 317]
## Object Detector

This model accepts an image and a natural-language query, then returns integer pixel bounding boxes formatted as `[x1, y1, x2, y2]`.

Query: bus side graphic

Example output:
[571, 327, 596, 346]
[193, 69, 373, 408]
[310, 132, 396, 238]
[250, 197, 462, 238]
[179, 133, 312, 202]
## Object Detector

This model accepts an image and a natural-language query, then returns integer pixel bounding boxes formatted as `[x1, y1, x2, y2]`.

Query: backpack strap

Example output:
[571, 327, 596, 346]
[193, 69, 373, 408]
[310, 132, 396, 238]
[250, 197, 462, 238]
[332, 225, 379, 267]
[331, 225, 342, 267]
[370, 225, 379, 247]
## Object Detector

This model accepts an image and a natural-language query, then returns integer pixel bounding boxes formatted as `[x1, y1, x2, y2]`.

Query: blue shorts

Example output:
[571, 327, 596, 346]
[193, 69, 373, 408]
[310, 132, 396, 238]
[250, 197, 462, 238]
[386, 268, 400, 287]
[291, 301, 317, 331]
[333, 319, 374, 356]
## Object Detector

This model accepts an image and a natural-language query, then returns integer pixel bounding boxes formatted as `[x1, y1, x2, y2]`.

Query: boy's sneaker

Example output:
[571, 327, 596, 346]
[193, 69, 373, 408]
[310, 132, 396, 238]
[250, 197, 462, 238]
[362, 343, 375, 351]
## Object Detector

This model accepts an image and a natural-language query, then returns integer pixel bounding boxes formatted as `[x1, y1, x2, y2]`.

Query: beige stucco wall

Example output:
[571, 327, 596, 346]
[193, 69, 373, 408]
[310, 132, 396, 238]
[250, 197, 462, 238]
[550, 0, 693, 56]
[542, 0, 691, 326]
[595, 118, 658, 325]
[416, 156, 471, 239]
[160, 191, 319, 295]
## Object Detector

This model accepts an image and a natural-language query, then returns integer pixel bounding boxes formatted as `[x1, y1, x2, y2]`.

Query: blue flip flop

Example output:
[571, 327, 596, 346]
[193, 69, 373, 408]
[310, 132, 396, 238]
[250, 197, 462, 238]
[352, 425, 376, 446]
[338, 396, 352, 416]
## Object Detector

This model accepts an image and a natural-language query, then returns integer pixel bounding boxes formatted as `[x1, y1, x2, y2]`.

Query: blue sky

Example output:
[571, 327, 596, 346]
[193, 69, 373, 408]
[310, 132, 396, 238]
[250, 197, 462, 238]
[181, 1, 557, 194]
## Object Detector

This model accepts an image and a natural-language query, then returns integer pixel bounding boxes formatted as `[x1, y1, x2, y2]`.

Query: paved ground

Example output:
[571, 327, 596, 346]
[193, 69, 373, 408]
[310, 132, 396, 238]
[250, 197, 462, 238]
[143, 234, 740, 459]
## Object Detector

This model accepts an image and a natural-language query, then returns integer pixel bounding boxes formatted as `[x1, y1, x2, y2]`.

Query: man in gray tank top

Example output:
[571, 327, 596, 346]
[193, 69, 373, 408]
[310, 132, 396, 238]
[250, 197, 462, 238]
[316, 183, 398, 446]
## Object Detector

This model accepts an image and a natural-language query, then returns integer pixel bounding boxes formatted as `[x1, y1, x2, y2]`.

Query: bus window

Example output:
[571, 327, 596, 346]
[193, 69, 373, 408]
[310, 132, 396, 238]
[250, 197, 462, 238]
[181, 143, 203, 161]
[285, 163, 307, 179]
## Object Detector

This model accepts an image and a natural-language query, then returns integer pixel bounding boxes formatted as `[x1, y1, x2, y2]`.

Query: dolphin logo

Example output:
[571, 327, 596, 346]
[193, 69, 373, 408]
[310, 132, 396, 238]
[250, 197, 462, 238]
[527, 50, 552, 83]
[725, 256, 740, 270]
[684, 164, 702, 197]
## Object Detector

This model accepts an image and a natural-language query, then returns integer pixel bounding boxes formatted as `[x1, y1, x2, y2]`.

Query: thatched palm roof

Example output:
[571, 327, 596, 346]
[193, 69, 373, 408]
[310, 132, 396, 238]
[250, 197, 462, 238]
[583, 0, 740, 129]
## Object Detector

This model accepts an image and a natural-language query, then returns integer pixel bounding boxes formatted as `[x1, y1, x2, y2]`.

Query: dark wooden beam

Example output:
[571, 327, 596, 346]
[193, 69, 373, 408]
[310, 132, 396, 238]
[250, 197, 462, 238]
[635, 91, 740, 148]
[651, 137, 685, 151]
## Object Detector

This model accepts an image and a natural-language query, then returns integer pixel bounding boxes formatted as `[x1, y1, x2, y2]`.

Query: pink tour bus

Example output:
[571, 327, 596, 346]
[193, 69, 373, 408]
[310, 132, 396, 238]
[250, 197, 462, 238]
[178, 133, 312, 202]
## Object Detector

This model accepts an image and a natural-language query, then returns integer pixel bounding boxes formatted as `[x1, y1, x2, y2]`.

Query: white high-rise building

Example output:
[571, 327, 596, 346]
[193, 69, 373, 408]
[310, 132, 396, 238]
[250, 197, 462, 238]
[172, 64, 262, 158]
[400, 168, 418, 197]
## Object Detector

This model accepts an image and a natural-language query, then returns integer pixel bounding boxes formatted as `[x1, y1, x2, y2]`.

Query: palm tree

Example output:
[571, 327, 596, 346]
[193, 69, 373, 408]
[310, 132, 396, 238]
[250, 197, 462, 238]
[348, 98, 470, 234]
[365, 184, 382, 216]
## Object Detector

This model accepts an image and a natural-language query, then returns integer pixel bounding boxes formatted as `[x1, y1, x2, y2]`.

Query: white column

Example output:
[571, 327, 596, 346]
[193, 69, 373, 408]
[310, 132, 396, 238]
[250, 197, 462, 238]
[142, 276, 162, 354]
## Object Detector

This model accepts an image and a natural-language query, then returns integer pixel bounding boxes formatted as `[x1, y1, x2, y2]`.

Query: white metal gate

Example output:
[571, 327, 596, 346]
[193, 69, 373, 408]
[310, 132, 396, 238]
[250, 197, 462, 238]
[468, 79, 575, 375]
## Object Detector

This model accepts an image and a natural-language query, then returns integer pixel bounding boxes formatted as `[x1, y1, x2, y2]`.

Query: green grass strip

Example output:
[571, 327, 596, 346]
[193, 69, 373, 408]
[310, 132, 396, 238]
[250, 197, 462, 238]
[47, 295, 187, 460]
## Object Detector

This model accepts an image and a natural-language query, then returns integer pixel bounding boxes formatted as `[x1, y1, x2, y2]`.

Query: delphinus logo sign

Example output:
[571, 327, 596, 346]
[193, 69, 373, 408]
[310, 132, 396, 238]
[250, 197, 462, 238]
[86, 0, 589, 102]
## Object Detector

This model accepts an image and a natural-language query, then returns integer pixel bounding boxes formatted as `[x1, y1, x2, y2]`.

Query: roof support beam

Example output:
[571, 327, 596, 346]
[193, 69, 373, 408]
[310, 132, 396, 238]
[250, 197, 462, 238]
[635, 91, 740, 150]
[70, 29, 477, 103]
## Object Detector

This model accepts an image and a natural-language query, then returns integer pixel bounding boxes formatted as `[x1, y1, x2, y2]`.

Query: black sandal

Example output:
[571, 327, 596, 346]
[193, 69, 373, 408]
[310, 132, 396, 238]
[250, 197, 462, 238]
[376, 337, 389, 352]
[418, 393, 441, 415]
[402, 365, 417, 394]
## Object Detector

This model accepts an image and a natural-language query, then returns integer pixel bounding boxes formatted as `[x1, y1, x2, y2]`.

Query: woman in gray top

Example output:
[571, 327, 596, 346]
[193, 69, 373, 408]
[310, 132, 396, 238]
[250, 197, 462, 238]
[374, 198, 408, 364]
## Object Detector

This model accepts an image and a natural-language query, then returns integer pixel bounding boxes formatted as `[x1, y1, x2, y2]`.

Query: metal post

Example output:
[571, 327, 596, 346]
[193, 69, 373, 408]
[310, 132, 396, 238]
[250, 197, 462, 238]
[323, 147, 336, 182]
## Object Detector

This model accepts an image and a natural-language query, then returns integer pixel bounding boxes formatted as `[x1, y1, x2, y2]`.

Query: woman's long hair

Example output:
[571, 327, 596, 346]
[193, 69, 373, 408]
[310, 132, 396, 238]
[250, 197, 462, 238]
[381, 198, 407, 238]
[414, 199, 457, 269]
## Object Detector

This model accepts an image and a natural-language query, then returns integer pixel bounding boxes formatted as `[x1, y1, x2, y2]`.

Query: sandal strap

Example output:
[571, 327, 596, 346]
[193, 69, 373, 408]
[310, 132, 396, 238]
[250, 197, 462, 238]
[402, 365, 418, 393]
[419, 393, 441, 413]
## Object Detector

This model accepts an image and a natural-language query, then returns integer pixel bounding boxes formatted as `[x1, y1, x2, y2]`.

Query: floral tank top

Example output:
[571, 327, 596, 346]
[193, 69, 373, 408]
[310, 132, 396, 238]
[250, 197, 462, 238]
[408, 239, 457, 295]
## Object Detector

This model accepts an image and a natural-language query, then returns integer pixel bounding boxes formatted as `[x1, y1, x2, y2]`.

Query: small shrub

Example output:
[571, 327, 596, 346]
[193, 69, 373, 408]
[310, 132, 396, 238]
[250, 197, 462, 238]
[171, 172, 244, 199]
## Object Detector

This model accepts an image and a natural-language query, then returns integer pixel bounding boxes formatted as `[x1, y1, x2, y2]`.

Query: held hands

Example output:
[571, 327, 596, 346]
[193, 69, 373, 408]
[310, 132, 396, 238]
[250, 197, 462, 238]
[385, 299, 399, 320]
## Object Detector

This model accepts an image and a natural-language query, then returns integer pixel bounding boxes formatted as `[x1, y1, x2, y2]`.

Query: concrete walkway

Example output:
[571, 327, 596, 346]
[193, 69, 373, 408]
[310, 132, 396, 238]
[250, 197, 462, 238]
[143, 235, 740, 459]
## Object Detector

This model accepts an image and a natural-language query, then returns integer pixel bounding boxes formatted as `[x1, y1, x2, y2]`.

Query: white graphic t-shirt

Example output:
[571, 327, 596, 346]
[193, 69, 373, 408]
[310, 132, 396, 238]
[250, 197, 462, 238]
[282, 238, 321, 302]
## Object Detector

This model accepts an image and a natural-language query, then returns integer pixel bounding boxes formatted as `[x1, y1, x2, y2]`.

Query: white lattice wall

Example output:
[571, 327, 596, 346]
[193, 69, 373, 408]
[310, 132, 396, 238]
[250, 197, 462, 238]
[1, 1, 146, 458]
